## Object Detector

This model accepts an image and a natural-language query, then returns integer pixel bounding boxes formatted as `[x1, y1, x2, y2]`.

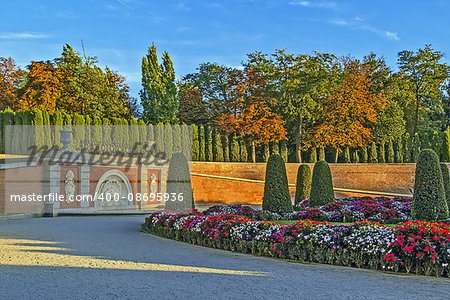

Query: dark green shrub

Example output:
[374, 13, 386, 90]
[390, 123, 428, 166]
[230, 133, 240, 162]
[310, 160, 335, 207]
[441, 163, 450, 210]
[213, 128, 224, 162]
[378, 142, 385, 163]
[165, 152, 194, 212]
[369, 142, 378, 163]
[294, 164, 311, 205]
[262, 154, 293, 213]
[412, 149, 449, 221]
[387, 140, 394, 163]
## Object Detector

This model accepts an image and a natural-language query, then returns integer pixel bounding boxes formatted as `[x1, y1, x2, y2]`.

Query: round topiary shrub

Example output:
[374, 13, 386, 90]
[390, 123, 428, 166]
[165, 152, 194, 212]
[309, 160, 335, 207]
[294, 164, 311, 205]
[412, 149, 449, 221]
[262, 154, 293, 213]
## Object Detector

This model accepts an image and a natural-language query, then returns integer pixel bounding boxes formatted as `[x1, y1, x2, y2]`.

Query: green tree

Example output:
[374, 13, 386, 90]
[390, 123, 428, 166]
[222, 134, 230, 162]
[191, 124, 199, 161]
[378, 142, 386, 163]
[398, 45, 449, 134]
[199, 125, 205, 161]
[230, 133, 240, 162]
[262, 154, 293, 213]
[441, 164, 450, 210]
[442, 128, 450, 162]
[205, 125, 213, 161]
[309, 147, 317, 163]
[318, 147, 326, 161]
[394, 139, 403, 163]
[360, 146, 368, 163]
[140, 43, 178, 124]
[240, 138, 248, 162]
[387, 140, 394, 163]
[369, 142, 378, 163]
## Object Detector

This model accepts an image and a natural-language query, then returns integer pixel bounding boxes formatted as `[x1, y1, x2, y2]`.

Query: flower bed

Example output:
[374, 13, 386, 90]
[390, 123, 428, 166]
[143, 210, 450, 277]
[202, 197, 412, 223]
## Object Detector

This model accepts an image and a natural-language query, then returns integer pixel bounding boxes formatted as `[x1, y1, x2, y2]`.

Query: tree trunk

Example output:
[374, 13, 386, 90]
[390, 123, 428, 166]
[295, 116, 303, 163]
[251, 141, 256, 163]
[334, 147, 339, 163]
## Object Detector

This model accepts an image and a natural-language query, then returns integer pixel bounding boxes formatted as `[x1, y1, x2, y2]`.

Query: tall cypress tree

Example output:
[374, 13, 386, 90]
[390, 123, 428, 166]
[222, 134, 230, 162]
[212, 128, 224, 162]
[411, 133, 420, 163]
[199, 125, 206, 161]
[230, 133, 240, 162]
[369, 142, 378, 163]
[140, 43, 178, 124]
[442, 128, 450, 162]
[318, 147, 326, 162]
[191, 124, 199, 161]
[240, 138, 248, 162]
[360, 146, 368, 163]
[173, 124, 182, 153]
[205, 125, 213, 161]
[387, 139, 394, 163]
[394, 138, 403, 163]
[309, 147, 317, 163]
[403, 133, 411, 163]
[378, 141, 386, 163]
[343, 146, 351, 163]
[270, 141, 279, 155]
[262, 143, 270, 162]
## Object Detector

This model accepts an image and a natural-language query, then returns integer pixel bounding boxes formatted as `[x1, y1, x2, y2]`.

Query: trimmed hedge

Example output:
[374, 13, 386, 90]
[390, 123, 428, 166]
[412, 149, 449, 221]
[309, 160, 335, 207]
[262, 154, 293, 213]
[294, 164, 311, 205]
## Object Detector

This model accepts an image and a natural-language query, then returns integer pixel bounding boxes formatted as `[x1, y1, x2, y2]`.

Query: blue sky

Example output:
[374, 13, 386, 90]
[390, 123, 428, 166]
[1, 0, 450, 99]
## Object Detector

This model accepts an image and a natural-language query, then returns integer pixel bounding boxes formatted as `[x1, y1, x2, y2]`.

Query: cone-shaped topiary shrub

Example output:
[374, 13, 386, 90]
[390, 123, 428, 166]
[412, 149, 449, 221]
[165, 152, 194, 212]
[310, 160, 335, 207]
[262, 154, 293, 213]
[294, 164, 311, 205]
[441, 163, 450, 212]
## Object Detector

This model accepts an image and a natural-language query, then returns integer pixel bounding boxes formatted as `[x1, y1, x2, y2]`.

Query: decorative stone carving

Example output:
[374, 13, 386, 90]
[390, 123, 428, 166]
[149, 173, 158, 194]
[64, 170, 76, 202]
[93, 170, 133, 208]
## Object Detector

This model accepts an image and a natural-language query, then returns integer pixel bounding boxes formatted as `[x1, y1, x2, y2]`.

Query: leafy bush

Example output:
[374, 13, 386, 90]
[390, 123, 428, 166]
[262, 154, 293, 213]
[294, 164, 311, 205]
[310, 160, 335, 206]
[165, 152, 194, 212]
[412, 149, 449, 221]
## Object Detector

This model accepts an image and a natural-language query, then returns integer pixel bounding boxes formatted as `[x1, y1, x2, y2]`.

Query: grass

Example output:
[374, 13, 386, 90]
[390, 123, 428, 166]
[273, 220, 399, 227]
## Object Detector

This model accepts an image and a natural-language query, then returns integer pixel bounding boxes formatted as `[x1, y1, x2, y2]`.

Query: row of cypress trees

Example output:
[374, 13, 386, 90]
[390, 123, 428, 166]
[191, 124, 288, 163]
[305, 130, 449, 164]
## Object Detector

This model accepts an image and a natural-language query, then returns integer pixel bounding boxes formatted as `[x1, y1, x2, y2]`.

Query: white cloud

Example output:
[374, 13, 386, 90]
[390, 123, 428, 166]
[289, 1, 336, 9]
[0, 32, 49, 40]
[384, 31, 399, 41]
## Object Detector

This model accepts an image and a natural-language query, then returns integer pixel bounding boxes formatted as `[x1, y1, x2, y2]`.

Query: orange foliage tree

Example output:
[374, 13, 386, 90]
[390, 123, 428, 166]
[217, 68, 286, 162]
[17, 61, 64, 113]
[0, 57, 22, 110]
[305, 58, 385, 162]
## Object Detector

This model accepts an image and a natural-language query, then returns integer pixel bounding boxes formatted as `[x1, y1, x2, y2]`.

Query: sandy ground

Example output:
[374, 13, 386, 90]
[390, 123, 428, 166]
[1, 216, 449, 299]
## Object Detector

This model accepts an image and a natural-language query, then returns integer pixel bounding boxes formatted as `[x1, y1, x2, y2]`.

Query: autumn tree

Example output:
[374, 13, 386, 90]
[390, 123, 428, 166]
[0, 57, 22, 110]
[17, 61, 64, 113]
[246, 50, 340, 162]
[217, 68, 286, 162]
[306, 58, 385, 162]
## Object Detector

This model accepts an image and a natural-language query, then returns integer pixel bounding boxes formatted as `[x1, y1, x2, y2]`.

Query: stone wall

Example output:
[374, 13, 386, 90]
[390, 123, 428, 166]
[191, 162, 421, 204]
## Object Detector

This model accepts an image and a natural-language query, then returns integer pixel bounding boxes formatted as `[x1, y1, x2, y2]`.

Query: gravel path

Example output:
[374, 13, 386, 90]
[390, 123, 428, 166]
[0, 216, 449, 299]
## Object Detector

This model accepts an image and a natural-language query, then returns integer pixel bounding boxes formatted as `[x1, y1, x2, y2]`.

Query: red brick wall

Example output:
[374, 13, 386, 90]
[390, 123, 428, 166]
[191, 162, 419, 204]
